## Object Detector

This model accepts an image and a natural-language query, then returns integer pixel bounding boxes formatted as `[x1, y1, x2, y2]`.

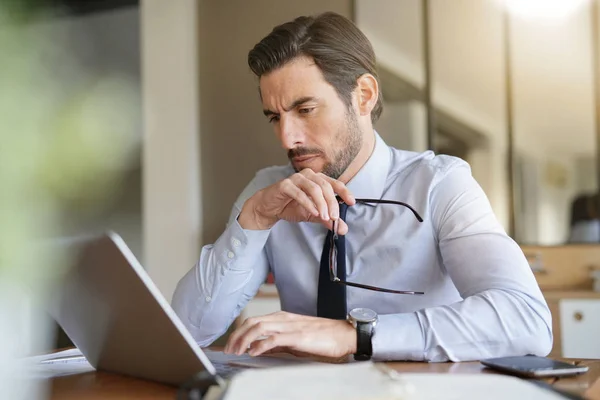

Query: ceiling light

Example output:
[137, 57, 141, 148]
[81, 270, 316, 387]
[505, 0, 588, 20]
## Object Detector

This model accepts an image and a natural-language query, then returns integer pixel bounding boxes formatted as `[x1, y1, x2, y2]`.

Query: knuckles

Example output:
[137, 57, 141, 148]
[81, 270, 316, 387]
[280, 178, 294, 190]
[299, 168, 315, 177]
[255, 321, 267, 331]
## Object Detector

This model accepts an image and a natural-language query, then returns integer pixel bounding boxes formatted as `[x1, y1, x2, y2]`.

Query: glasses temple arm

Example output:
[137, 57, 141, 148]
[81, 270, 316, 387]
[354, 198, 424, 222]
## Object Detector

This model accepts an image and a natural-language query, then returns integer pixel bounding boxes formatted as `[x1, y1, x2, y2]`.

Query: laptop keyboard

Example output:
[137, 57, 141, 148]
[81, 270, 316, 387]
[211, 361, 248, 378]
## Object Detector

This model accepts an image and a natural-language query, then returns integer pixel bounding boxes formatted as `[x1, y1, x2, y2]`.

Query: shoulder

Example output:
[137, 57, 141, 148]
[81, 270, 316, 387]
[387, 147, 471, 189]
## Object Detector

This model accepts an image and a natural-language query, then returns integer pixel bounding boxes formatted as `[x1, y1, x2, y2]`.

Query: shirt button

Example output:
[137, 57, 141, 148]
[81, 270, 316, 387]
[232, 238, 241, 247]
[205, 296, 212, 302]
[227, 251, 235, 259]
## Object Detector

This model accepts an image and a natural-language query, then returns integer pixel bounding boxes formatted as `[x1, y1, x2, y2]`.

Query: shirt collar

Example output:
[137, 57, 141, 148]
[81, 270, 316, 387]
[345, 131, 391, 202]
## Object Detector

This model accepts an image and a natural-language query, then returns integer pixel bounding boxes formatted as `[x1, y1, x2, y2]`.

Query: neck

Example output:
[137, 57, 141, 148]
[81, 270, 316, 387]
[338, 128, 376, 184]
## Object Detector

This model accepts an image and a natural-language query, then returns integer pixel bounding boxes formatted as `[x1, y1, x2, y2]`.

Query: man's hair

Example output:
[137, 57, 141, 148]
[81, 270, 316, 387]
[248, 12, 383, 123]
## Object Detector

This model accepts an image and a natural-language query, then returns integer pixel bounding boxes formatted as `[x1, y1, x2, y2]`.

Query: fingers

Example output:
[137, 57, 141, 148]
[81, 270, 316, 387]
[225, 312, 300, 355]
[229, 321, 279, 355]
[248, 332, 302, 357]
[319, 175, 356, 206]
[235, 320, 304, 356]
[228, 315, 352, 359]
[316, 216, 349, 235]
[291, 174, 332, 221]
[290, 170, 354, 220]
[312, 173, 339, 220]
[276, 169, 354, 235]
[280, 178, 319, 218]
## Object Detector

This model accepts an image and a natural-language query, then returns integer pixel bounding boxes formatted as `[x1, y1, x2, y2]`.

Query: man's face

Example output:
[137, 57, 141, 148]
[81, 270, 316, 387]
[259, 56, 362, 179]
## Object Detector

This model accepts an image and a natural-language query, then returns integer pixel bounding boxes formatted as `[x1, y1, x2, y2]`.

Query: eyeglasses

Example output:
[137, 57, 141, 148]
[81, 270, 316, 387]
[329, 198, 425, 295]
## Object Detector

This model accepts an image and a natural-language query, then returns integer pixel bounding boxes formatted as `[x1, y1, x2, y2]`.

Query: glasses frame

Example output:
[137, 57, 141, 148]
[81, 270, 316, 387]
[329, 198, 425, 295]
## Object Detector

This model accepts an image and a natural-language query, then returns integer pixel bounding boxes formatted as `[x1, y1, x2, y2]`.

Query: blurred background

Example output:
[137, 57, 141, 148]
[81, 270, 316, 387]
[2, 0, 600, 397]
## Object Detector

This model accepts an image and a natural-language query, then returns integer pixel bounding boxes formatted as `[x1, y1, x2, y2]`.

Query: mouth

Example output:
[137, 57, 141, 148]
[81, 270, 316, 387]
[292, 155, 319, 165]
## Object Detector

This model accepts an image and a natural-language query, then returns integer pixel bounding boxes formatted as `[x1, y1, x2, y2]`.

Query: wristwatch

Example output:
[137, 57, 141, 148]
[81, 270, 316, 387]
[347, 308, 378, 361]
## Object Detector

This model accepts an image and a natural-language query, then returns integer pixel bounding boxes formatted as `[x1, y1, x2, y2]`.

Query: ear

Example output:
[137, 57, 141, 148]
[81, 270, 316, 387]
[355, 73, 379, 118]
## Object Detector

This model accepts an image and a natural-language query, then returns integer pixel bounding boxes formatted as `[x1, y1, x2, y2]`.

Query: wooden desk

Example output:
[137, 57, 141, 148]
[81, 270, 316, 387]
[50, 357, 600, 399]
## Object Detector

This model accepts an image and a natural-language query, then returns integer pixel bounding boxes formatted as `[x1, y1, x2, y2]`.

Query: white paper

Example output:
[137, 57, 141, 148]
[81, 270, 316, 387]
[399, 374, 566, 400]
[224, 362, 410, 400]
[26, 360, 95, 379]
[20, 348, 94, 378]
[223, 364, 568, 400]
[28, 348, 85, 364]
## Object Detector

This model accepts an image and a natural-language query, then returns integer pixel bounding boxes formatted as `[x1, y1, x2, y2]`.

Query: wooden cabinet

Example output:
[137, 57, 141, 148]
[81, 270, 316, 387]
[522, 245, 600, 358]
[559, 299, 600, 358]
[545, 292, 600, 358]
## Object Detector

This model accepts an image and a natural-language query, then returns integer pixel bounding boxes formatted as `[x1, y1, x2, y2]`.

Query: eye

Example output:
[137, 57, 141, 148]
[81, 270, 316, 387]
[269, 115, 280, 123]
[299, 108, 314, 115]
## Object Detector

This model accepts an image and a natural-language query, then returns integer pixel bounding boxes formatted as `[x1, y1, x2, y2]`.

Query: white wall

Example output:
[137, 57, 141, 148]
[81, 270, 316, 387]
[358, 0, 596, 158]
[375, 100, 428, 152]
[356, 0, 424, 85]
[516, 148, 578, 244]
[511, 1, 595, 157]
[142, 0, 202, 301]
[357, 0, 507, 139]
[511, 1, 597, 244]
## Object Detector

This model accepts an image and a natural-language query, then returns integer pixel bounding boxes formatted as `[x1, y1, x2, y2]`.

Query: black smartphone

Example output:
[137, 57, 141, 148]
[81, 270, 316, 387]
[480, 355, 589, 378]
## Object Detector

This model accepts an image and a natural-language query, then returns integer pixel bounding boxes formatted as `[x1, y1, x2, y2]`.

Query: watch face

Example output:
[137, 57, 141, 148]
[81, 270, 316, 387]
[349, 308, 377, 323]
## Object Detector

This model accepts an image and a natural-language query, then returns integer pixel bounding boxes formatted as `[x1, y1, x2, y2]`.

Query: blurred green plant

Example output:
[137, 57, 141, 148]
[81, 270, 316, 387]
[0, 7, 138, 288]
[0, 4, 140, 398]
[0, 7, 141, 400]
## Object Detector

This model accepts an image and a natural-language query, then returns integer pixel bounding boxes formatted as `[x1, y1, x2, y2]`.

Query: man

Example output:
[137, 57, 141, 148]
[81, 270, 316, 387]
[172, 12, 552, 362]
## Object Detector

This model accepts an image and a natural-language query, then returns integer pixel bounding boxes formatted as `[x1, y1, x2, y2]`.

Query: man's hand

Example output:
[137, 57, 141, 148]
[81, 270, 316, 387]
[223, 311, 357, 359]
[238, 169, 355, 234]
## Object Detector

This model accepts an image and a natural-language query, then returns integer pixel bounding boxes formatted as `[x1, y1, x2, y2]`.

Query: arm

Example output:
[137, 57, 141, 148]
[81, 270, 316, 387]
[171, 179, 272, 347]
[173, 167, 356, 346]
[372, 162, 553, 362]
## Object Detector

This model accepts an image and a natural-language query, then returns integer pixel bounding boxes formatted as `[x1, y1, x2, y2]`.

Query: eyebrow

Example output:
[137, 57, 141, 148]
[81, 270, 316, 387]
[263, 96, 318, 117]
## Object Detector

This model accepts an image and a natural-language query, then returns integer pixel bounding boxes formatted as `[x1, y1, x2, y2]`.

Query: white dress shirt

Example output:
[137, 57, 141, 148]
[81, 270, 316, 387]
[172, 132, 552, 362]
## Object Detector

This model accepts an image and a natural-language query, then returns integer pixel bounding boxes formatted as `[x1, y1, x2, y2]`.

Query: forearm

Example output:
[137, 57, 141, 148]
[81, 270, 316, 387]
[372, 288, 552, 362]
[172, 217, 271, 346]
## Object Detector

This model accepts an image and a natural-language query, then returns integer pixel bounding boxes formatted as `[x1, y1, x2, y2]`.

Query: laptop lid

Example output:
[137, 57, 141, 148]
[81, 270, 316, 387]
[48, 232, 217, 386]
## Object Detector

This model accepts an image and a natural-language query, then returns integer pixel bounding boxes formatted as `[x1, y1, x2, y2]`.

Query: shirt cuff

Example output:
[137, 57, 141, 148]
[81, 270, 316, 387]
[215, 214, 271, 271]
[372, 313, 425, 361]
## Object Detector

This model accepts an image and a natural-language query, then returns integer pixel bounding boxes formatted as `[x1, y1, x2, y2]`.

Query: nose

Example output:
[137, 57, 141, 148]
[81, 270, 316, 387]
[277, 115, 304, 150]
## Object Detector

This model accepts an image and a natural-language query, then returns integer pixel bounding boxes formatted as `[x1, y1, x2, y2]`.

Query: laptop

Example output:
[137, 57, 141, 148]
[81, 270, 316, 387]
[47, 232, 294, 386]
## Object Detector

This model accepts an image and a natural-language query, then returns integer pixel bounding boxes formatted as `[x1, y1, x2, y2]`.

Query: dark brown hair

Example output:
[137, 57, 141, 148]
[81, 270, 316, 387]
[248, 12, 383, 123]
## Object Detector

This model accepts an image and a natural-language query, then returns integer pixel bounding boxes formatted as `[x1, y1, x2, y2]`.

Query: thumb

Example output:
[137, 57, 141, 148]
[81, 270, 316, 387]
[319, 217, 349, 235]
[307, 215, 349, 235]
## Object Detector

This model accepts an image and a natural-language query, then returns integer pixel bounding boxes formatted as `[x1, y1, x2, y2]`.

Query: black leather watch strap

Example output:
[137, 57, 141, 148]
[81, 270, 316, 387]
[354, 321, 373, 361]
